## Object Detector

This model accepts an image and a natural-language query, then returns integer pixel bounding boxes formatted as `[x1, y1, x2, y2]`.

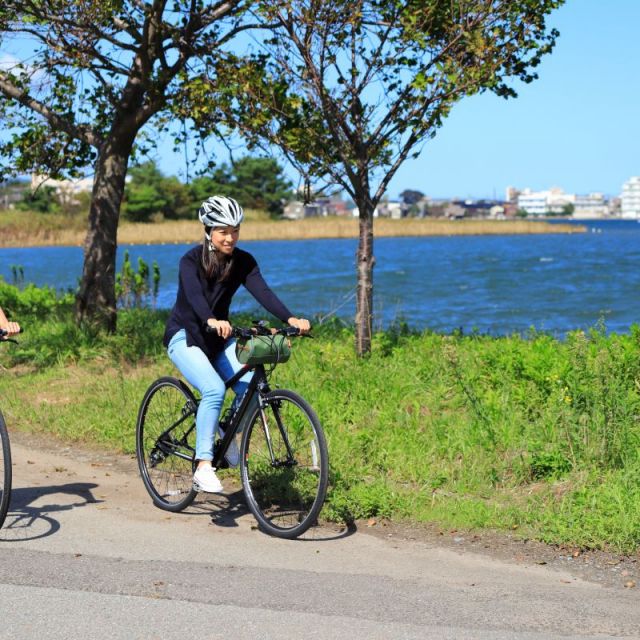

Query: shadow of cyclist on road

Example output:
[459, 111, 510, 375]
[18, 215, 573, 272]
[182, 486, 355, 541]
[0, 482, 101, 542]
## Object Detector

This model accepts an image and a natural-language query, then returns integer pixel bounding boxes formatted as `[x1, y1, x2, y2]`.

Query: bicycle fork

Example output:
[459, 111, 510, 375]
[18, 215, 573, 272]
[258, 399, 297, 468]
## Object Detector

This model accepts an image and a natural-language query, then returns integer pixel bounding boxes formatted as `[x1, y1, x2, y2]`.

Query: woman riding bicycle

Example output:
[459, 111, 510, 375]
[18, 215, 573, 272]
[163, 195, 310, 494]
[0, 307, 20, 339]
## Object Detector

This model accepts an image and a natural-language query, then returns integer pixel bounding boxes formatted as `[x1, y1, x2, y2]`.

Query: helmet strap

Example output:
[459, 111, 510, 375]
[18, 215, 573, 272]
[205, 231, 215, 252]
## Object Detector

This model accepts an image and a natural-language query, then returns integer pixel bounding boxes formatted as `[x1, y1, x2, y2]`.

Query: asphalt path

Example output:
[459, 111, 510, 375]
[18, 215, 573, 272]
[1, 435, 638, 639]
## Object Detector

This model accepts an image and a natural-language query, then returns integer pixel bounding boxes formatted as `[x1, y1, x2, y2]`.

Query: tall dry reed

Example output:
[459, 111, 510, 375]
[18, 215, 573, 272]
[0, 214, 584, 247]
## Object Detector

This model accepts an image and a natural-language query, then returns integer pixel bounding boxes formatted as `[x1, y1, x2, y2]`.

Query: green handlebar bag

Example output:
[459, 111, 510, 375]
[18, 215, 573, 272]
[235, 334, 291, 366]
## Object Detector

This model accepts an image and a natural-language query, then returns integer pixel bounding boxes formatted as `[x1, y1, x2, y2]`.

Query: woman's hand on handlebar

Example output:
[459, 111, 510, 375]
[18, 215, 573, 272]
[206, 318, 233, 339]
[0, 321, 21, 339]
[287, 317, 311, 335]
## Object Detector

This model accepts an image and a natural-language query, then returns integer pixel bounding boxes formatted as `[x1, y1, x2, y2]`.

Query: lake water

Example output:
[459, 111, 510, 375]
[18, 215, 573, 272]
[1, 219, 639, 335]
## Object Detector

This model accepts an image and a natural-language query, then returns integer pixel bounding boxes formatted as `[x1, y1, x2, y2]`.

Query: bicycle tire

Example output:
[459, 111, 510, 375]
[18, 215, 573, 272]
[240, 389, 329, 539]
[0, 410, 12, 530]
[136, 377, 198, 512]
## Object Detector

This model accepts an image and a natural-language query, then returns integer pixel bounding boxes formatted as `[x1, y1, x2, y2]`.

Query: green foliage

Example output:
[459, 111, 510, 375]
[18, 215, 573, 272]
[562, 202, 575, 216]
[123, 157, 292, 222]
[9, 264, 24, 287]
[115, 251, 160, 309]
[0, 306, 168, 368]
[528, 446, 572, 480]
[275, 323, 640, 550]
[224, 156, 292, 215]
[129, 183, 167, 221]
[123, 161, 193, 222]
[0, 3, 257, 183]
[190, 156, 292, 216]
[218, 0, 564, 207]
[0, 277, 74, 317]
[16, 186, 58, 213]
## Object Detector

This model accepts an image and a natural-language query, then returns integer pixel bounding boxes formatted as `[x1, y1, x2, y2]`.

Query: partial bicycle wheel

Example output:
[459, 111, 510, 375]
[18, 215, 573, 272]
[0, 410, 11, 530]
[136, 377, 198, 512]
[240, 389, 329, 539]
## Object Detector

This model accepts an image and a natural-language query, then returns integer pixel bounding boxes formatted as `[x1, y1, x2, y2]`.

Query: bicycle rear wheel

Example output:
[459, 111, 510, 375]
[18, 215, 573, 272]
[240, 389, 328, 539]
[0, 410, 12, 530]
[136, 377, 198, 512]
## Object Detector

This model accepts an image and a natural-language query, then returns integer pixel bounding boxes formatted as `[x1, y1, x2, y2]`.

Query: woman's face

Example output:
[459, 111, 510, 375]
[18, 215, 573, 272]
[210, 225, 240, 255]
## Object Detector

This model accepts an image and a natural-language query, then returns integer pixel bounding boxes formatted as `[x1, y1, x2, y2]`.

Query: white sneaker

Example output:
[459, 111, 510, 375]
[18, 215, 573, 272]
[193, 466, 224, 493]
[220, 428, 240, 467]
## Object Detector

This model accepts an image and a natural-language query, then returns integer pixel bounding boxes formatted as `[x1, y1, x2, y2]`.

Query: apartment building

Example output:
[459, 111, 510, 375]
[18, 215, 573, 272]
[573, 192, 608, 218]
[517, 187, 610, 218]
[517, 187, 573, 215]
[621, 176, 640, 219]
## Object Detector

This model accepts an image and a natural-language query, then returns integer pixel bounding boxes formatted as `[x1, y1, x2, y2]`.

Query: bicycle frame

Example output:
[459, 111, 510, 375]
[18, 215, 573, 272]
[213, 362, 269, 468]
[154, 360, 296, 472]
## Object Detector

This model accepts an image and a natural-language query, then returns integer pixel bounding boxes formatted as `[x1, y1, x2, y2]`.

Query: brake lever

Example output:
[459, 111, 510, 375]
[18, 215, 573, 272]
[0, 328, 20, 344]
[282, 327, 314, 338]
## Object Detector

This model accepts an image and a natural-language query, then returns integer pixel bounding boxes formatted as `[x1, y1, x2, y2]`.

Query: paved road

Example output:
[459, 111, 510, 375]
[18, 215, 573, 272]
[1, 436, 638, 639]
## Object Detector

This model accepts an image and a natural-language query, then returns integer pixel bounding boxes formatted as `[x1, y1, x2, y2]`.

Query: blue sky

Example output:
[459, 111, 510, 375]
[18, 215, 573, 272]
[388, 1, 640, 200]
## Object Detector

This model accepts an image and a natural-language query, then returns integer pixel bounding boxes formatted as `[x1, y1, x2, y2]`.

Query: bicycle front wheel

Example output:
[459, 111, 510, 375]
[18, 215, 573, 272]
[240, 389, 328, 539]
[136, 377, 198, 512]
[0, 410, 12, 530]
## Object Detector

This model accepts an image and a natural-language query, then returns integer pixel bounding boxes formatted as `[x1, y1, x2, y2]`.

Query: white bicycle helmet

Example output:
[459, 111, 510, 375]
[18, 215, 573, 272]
[198, 195, 244, 227]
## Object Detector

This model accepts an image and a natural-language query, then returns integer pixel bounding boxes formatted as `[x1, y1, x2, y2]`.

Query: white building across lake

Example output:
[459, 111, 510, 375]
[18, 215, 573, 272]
[621, 177, 640, 219]
[516, 187, 608, 218]
[517, 187, 573, 216]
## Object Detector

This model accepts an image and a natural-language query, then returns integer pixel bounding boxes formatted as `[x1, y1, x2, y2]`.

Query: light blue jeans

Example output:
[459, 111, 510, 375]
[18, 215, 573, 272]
[167, 329, 253, 461]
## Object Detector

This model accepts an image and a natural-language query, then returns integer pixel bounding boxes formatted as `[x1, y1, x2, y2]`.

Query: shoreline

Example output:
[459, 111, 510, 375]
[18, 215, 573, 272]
[0, 217, 586, 248]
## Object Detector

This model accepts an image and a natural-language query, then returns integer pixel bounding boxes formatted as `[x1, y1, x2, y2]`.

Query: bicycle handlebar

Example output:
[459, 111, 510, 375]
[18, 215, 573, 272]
[205, 321, 312, 339]
[232, 326, 307, 339]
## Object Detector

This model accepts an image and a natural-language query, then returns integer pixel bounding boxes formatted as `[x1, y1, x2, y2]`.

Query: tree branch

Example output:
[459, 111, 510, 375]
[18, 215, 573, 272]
[0, 72, 102, 148]
[275, 9, 359, 187]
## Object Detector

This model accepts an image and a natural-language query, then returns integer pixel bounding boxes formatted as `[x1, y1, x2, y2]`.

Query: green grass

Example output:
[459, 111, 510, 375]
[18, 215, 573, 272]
[2, 284, 640, 552]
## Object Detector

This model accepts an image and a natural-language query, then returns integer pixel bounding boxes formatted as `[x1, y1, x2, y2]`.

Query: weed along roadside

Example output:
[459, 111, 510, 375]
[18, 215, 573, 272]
[1, 280, 639, 555]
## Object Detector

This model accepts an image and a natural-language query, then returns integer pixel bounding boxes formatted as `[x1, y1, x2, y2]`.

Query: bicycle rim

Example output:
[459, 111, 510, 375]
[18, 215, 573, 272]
[0, 411, 12, 529]
[136, 377, 198, 512]
[240, 390, 328, 538]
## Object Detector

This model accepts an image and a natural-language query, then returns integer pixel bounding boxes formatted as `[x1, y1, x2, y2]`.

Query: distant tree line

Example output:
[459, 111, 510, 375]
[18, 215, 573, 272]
[8, 156, 293, 222]
[125, 156, 293, 222]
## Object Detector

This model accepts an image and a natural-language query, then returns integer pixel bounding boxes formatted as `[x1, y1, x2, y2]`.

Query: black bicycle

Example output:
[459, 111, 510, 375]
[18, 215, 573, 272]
[136, 323, 329, 539]
[0, 329, 16, 530]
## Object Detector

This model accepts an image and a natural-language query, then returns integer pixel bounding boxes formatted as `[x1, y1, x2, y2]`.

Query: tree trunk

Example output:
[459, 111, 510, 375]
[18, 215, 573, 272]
[354, 196, 375, 356]
[75, 134, 134, 331]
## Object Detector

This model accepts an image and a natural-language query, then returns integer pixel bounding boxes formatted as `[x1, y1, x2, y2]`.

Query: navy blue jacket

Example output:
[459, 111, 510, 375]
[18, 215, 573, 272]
[163, 245, 293, 359]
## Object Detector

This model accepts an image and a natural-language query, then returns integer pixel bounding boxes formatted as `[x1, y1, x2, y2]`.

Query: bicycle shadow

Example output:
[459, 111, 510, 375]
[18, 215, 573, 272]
[0, 482, 101, 542]
[184, 488, 356, 542]
[182, 487, 252, 527]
